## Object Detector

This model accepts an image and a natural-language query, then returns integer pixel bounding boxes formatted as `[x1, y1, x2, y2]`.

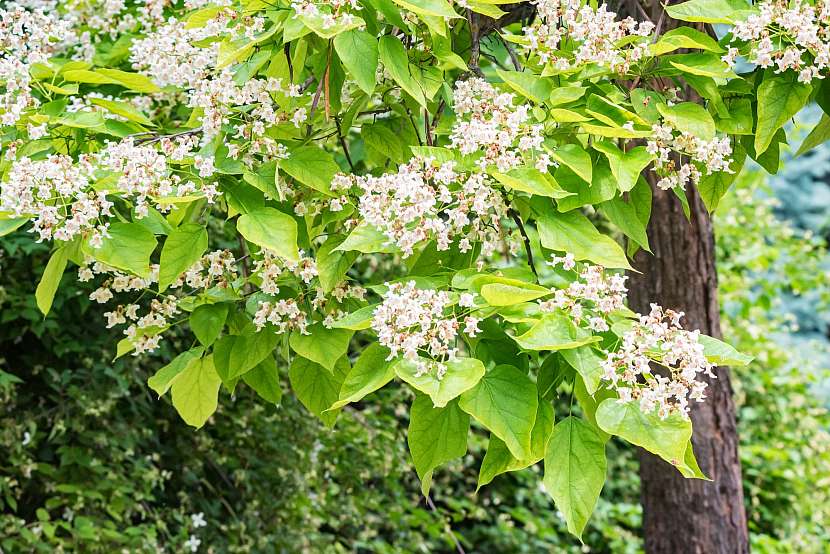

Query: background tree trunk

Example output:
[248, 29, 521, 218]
[628, 184, 749, 554]
[615, 0, 750, 551]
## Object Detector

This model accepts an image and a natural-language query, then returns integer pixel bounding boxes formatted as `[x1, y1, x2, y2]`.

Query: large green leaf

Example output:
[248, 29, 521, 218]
[379, 36, 426, 107]
[170, 354, 222, 428]
[596, 399, 695, 474]
[396, 357, 485, 408]
[591, 141, 653, 193]
[158, 223, 208, 291]
[289, 324, 353, 371]
[329, 343, 395, 410]
[699, 335, 753, 366]
[189, 303, 229, 346]
[289, 356, 350, 427]
[237, 207, 299, 261]
[407, 395, 470, 495]
[148, 347, 205, 397]
[543, 417, 607, 539]
[665, 0, 752, 23]
[213, 328, 278, 381]
[242, 356, 282, 405]
[480, 282, 551, 306]
[561, 346, 605, 395]
[535, 207, 632, 269]
[755, 73, 811, 155]
[514, 312, 601, 352]
[477, 401, 554, 489]
[88, 222, 157, 278]
[280, 146, 340, 195]
[496, 69, 552, 104]
[36, 246, 69, 316]
[458, 365, 538, 459]
[334, 30, 378, 95]
[656, 102, 715, 140]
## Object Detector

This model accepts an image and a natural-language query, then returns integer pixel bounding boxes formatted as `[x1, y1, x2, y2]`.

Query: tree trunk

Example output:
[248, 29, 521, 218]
[628, 183, 749, 553]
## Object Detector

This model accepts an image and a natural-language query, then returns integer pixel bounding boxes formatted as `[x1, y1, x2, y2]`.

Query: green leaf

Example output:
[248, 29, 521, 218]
[171, 354, 222, 428]
[330, 343, 395, 410]
[796, 113, 830, 156]
[36, 246, 69, 316]
[237, 207, 299, 261]
[491, 166, 572, 199]
[392, 0, 459, 18]
[213, 328, 278, 381]
[650, 27, 723, 56]
[543, 417, 607, 540]
[755, 73, 811, 155]
[550, 144, 592, 184]
[561, 346, 604, 395]
[148, 347, 205, 397]
[289, 355, 349, 427]
[289, 324, 353, 371]
[242, 356, 282, 404]
[596, 398, 693, 472]
[408, 395, 470, 495]
[665, 0, 752, 23]
[379, 36, 426, 107]
[88, 97, 154, 126]
[158, 223, 208, 291]
[549, 86, 587, 106]
[536, 207, 632, 269]
[591, 141, 653, 193]
[656, 102, 715, 140]
[280, 146, 340, 195]
[477, 400, 554, 489]
[336, 221, 400, 253]
[514, 311, 602, 352]
[496, 69, 552, 104]
[699, 335, 753, 366]
[87, 222, 156, 278]
[189, 303, 229, 347]
[480, 282, 551, 306]
[0, 217, 28, 237]
[316, 235, 358, 292]
[96, 68, 161, 92]
[396, 357, 485, 408]
[458, 365, 538, 459]
[334, 30, 378, 95]
[697, 142, 747, 212]
[599, 195, 651, 252]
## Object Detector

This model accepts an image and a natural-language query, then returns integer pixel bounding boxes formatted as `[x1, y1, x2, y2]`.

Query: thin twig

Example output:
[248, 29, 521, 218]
[335, 116, 355, 171]
[425, 495, 467, 554]
[502, 36, 522, 71]
[508, 205, 539, 280]
[132, 126, 203, 145]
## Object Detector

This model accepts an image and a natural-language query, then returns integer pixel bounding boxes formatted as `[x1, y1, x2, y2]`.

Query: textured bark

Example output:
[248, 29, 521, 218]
[628, 184, 749, 554]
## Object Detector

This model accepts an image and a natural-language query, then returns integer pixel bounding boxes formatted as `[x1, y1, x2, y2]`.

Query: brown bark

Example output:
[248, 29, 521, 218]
[628, 183, 749, 553]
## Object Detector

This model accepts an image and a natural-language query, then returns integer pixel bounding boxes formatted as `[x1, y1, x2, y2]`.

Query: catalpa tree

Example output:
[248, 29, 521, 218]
[0, 0, 824, 544]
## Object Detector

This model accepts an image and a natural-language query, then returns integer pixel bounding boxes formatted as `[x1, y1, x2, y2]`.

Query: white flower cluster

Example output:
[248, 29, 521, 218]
[130, 13, 231, 89]
[79, 249, 239, 355]
[541, 255, 628, 332]
[525, 0, 654, 72]
[450, 78, 549, 172]
[0, 154, 113, 245]
[726, 0, 830, 83]
[0, 4, 77, 126]
[98, 137, 220, 218]
[253, 249, 318, 295]
[170, 250, 239, 291]
[372, 282, 465, 376]
[601, 304, 715, 419]
[80, 260, 179, 355]
[646, 123, 734, 191]
[340, 157, 508, 258]
[291, 0, 361, 29]
[253, 299, 309, 334]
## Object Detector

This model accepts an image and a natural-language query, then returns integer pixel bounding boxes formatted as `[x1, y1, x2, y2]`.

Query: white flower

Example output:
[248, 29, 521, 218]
[22, 432, 31, 446]
[184, 534, 201, 552]
[191, 512, 206, 528]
